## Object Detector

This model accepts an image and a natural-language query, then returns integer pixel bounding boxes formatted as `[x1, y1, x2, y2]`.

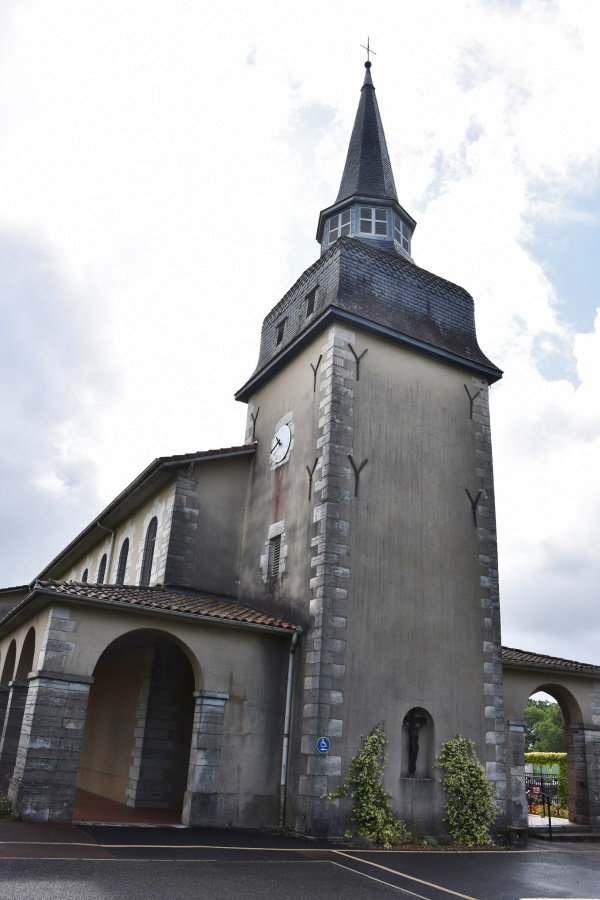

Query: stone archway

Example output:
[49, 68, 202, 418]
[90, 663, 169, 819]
[0, 630, 35, 790]
[76, 629, 196, 819]
[505, 673, 594, 827]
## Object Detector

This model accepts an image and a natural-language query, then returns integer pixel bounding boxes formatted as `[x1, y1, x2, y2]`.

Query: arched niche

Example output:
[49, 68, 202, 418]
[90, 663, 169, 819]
[0, 641, 16, 686]
[15, 628, 36, 680]
[401, 707, 434, 779]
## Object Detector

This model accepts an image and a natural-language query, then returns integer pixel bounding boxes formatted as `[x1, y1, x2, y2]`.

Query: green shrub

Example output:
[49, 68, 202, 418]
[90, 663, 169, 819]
[325, 724, 410, 847]
[436, 734, 498, 845]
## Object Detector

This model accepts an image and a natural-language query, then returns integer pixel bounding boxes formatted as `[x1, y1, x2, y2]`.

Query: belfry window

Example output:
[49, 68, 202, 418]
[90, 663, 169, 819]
[140, 517, 157, 586]
[328, 209, 351, 244]
[360, 207, 387, 236]
[394, 214, 411, 253]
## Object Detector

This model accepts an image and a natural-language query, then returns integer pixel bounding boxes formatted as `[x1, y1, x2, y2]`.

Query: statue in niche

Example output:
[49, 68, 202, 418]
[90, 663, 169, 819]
[403, 713, 427, 777]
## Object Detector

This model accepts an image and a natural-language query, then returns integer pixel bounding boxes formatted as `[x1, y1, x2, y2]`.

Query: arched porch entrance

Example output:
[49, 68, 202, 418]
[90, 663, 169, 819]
[504, 664, 600, 829]
[75, 629, 196, 823]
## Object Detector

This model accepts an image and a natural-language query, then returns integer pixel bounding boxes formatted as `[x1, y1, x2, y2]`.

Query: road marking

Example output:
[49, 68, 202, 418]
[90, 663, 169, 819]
[329, 859, 433, 898]
[332, 850, 479, 900]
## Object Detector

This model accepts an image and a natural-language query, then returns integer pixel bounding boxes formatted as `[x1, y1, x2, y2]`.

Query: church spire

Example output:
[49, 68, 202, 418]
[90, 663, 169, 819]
[316, 59, 416, 260]
[335, 61, 398, 205]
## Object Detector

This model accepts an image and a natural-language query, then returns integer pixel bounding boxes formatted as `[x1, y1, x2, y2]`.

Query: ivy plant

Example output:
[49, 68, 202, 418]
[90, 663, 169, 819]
[436, 734, 497, 845]
[325, 724, 410, 847]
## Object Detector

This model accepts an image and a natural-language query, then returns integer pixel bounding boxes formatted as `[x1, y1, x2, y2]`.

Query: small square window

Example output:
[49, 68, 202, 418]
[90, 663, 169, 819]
[276, 319, 286, 345]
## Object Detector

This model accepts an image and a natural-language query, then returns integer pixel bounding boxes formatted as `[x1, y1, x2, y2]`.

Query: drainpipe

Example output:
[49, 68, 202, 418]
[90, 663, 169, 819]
[279, 628, 301, 827]
[97, 520, 116, 582]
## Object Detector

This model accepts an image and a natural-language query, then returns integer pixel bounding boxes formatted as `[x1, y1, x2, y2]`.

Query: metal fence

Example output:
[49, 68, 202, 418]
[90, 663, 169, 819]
[525, 774, 568, 810]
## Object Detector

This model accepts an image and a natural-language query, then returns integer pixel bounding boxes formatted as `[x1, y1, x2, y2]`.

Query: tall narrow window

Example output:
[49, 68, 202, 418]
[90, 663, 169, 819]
[276, 319, 286, 346]
[393, 214, 411, 253]
[97, 553, 107, 584]
[140, 517, 158, 586]
[268, 535, 281, 577]
[116, 538, 129, 585]
[305, 287, 317, 318]
[82, 568, 88, 583]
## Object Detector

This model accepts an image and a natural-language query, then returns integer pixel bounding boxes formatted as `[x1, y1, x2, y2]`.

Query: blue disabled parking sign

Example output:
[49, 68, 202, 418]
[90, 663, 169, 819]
[316, 736, 330, 754]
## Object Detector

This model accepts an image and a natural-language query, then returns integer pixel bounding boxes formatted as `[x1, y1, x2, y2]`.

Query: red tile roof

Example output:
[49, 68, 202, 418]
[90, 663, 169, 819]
[35, 580, 299, 633]
[502, 646, 600, 674]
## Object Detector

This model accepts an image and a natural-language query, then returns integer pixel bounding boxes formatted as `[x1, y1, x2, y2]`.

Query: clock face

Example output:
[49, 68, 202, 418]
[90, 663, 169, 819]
[270, 424, 291, 464]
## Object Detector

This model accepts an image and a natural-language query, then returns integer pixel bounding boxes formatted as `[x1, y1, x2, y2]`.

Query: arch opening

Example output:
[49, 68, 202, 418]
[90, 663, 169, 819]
[15, 628, 36, 680]
[524, 685, 588, 826]
[76, 629, 195, 822]
[0, 640, 16, 686]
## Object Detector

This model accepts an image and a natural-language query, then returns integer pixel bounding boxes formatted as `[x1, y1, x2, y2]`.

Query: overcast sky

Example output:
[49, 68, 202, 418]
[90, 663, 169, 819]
[1, 0, 599, 666]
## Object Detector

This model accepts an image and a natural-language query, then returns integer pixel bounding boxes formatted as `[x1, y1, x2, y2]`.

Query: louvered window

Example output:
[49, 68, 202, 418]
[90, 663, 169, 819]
[269, 535, 281, 577]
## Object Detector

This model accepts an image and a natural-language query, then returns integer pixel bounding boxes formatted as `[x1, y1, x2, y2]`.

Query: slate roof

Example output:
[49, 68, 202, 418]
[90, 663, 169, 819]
[336, 62, 398, 204]
[237, 236, 501, 401]
[502, 646, 600, 675]
[34, 580, 299, 633]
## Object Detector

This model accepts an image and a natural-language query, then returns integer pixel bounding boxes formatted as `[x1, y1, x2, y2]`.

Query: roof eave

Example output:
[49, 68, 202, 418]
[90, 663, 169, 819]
[0, 585, 302, 639]
[502, 658, 600, 678]
[235, 305, 502, 403]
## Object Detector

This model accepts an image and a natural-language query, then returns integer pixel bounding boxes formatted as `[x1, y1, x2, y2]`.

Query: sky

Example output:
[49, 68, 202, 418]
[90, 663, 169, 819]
[0, 0, 599, 666]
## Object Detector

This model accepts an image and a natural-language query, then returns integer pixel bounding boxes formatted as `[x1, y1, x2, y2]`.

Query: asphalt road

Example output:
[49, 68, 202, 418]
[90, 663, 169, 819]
[0, 825, 598, 900]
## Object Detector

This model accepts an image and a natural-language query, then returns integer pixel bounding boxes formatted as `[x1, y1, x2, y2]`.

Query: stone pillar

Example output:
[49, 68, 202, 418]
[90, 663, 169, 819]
[567, 722, 599, 826]
[581, 724, 600, 827]
[7, 671, 93, 821]
[297, 326, 353, 837]
[127, 645, 194, 809]
[506, 720, 527, 827]
[0, 681, 29, 791]
[473, 379, 507, 826]
[182, 690, 228, 826]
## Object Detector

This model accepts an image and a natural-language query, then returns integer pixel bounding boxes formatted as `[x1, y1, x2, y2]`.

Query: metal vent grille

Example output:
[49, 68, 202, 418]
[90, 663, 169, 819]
[269, 535, 281, 577]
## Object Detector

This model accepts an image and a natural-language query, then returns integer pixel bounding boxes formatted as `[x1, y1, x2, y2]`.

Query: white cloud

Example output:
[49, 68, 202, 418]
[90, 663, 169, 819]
[0, 0, 598, 662]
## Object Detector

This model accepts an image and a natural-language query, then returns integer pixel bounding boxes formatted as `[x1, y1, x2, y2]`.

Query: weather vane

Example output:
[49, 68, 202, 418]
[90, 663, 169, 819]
[360, 37, 376, 61]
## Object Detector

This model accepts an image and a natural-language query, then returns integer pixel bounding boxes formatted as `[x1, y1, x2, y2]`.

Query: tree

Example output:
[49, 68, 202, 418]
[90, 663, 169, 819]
[524, 699, 566, 752]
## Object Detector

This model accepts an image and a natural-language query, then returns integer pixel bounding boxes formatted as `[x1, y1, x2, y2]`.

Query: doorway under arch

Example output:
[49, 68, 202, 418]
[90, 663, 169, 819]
[76, 629, 195, 821]
[524, 683, 589, 825]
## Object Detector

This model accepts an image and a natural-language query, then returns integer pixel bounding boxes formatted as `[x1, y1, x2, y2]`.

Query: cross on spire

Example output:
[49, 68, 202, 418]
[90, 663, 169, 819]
[360, 37, 376, 62]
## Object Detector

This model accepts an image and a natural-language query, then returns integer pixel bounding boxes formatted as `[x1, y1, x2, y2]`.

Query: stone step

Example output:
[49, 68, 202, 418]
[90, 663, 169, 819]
[529, 828, 600, 842]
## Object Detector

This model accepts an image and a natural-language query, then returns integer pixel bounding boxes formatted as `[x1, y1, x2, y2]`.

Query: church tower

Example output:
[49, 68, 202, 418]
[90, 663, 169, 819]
[236, 61, 506, 836]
